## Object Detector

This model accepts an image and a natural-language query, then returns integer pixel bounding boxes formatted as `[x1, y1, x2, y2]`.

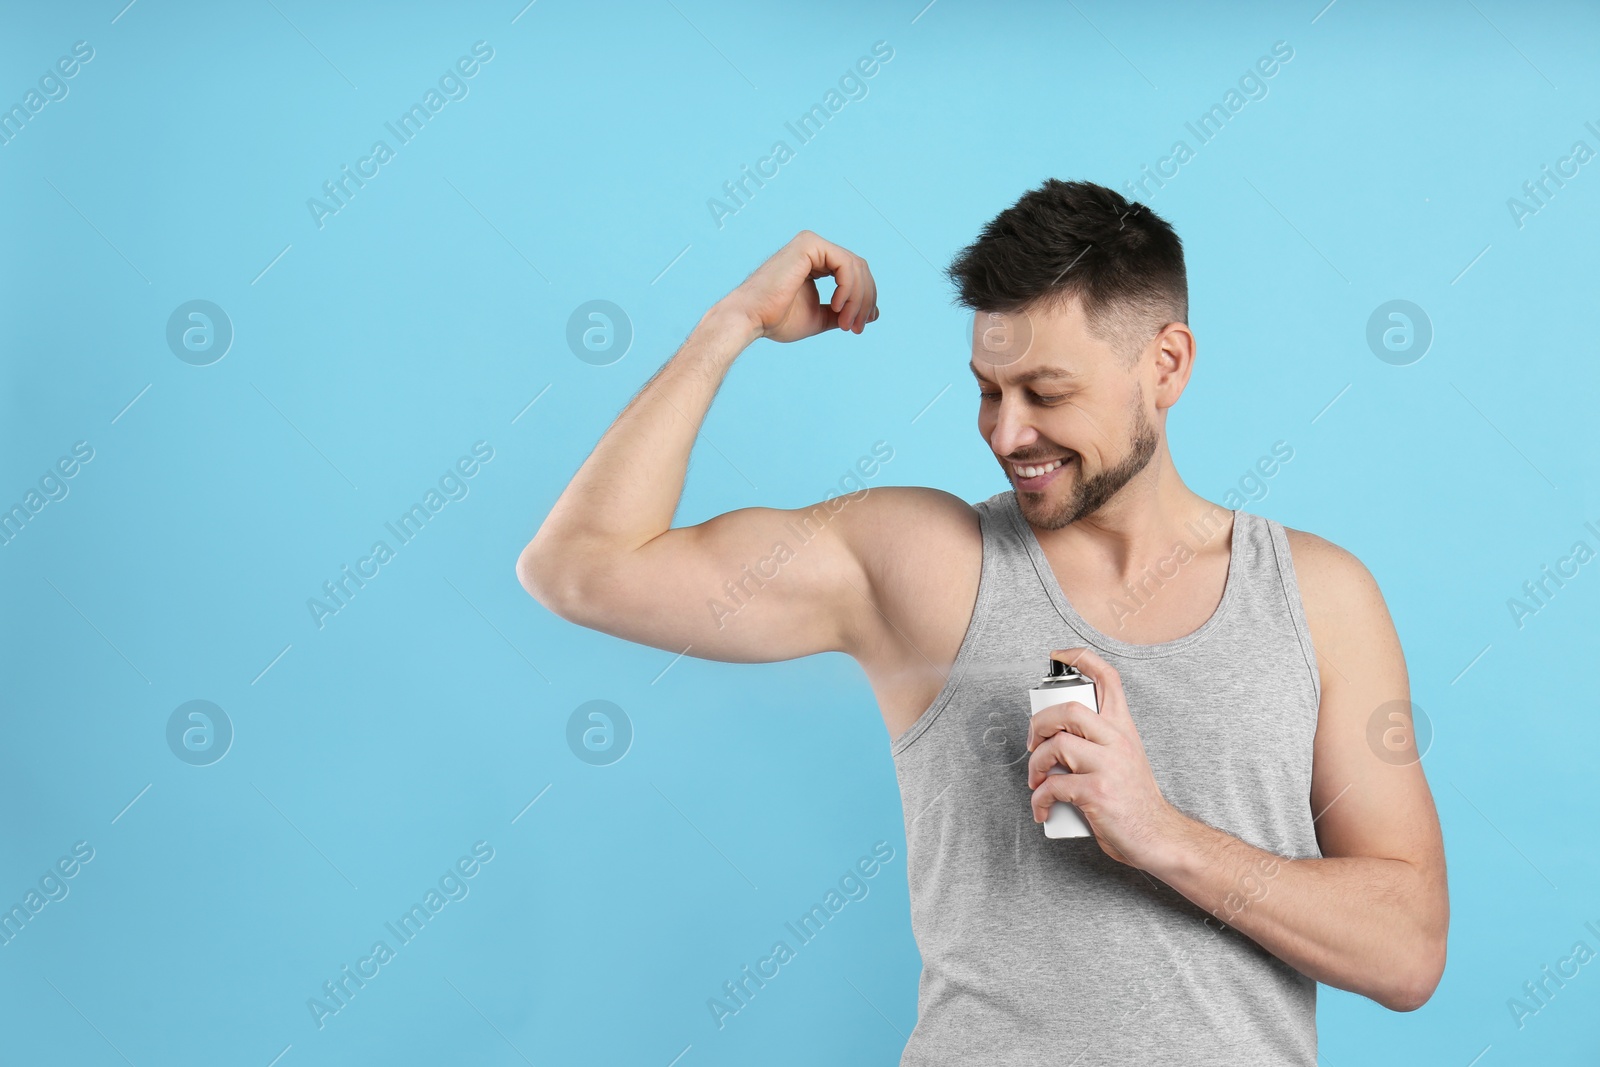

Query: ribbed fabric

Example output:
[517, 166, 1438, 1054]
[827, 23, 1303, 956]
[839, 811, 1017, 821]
[891, 490, 1322, 1066]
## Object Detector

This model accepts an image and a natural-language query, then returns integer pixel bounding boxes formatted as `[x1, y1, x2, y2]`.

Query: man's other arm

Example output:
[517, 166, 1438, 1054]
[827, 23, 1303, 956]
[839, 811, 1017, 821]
[1138, 531, 1449, 1011]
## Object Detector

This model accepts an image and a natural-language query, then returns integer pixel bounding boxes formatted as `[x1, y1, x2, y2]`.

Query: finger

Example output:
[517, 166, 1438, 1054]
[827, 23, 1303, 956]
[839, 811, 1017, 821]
[858, 259, 877, 332]
[1027, 700, 1114, 750]
[804, 238, 874, 334]
[1049, 646, 1130, 724]
[1031, 772, 1092, 823]
[825, 249, 872, 333]
[1027, 730, 1098, 788]
[828, 262, 849, 310]
[830, 259, 860, 330]
[799, 235, 856, 326]
[840, 257, 868, 332]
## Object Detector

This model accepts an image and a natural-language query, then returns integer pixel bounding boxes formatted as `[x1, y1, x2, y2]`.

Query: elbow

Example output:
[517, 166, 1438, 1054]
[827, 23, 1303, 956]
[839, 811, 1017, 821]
[516, 538, 587, 620]
[1383, 979, 1437, 1014]
[514, 540, 554, 605]
[1376, 859, 1449, 1013]
[1382, 937, 1447, 1013]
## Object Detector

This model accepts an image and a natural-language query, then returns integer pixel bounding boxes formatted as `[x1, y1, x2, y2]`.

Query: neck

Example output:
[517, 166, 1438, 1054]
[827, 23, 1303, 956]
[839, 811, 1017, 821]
[1030, 444, 1233, 576]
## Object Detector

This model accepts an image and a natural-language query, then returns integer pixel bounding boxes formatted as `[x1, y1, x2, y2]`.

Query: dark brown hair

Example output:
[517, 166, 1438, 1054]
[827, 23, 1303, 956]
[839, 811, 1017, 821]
[946, 178, 1188, 363]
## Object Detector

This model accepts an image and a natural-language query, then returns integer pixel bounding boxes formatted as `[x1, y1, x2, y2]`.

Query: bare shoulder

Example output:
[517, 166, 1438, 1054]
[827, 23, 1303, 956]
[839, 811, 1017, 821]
[832, 485, 982, 561]
[833, 485, 983, 612]
[1282, 526, 1405, 690]
[829, 485, 985, 696]
[1284, 527, 1389, 621]
[1283, 525, 1376, 585]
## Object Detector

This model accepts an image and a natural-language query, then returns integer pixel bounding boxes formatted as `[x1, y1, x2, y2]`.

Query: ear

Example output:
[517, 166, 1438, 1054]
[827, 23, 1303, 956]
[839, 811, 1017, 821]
[1149, 322, 1195, 411]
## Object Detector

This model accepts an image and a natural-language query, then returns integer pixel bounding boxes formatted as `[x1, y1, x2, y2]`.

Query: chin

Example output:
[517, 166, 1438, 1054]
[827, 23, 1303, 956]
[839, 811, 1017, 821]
[1018, 473, 1088, 525]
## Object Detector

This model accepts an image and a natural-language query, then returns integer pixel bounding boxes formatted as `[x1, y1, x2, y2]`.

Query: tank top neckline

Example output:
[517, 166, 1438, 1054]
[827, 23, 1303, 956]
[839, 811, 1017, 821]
[1001, 491, 1247, 660]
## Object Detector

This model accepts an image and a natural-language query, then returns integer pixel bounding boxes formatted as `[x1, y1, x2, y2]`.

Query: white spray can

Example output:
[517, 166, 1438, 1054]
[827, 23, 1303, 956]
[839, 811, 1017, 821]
[1027, 657, 1100, 839]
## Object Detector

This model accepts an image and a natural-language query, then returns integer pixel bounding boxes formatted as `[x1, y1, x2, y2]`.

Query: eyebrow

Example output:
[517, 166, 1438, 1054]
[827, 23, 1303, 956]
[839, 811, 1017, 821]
[967, 361, 1082, 385]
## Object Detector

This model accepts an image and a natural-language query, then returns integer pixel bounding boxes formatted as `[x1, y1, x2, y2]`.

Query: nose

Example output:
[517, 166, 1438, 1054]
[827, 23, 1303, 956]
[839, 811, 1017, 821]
[987, 393, 1039, 458]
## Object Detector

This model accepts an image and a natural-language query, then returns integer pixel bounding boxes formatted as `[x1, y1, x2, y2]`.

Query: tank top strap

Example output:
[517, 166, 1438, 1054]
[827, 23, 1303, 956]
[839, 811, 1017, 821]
[974, 490, 1040, 557]
[1258, 513, 1323, 710]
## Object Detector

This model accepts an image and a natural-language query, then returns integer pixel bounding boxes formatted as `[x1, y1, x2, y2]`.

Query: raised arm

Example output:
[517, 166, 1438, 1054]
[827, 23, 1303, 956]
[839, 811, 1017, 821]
[516, 231, 886, 662]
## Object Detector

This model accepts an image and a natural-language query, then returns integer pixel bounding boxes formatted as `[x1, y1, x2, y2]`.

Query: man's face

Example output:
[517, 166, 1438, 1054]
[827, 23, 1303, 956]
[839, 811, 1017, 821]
[969, 298, 1160, 530]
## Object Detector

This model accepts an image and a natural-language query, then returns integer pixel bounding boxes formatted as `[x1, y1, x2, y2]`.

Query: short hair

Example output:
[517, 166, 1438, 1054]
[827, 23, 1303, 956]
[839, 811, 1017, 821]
[945, 178, 1188, 364]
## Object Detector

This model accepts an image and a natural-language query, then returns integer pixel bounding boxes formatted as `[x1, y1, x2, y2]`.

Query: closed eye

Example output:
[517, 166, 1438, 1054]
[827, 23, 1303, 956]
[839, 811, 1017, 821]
[978, 389, 1071, 404]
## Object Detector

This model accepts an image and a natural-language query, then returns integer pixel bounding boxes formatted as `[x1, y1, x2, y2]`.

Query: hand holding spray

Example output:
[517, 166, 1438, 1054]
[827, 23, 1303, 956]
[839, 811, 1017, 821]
[1027, 657, 1100, 839]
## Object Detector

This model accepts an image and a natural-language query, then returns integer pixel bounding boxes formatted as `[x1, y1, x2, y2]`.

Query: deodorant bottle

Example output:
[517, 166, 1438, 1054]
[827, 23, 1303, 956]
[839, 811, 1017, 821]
[1027, 658, 1100, 839]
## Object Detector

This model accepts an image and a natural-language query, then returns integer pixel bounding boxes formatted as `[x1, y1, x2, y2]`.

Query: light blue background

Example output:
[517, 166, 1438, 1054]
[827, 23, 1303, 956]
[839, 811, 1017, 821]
[2, 1, 1597, 1064]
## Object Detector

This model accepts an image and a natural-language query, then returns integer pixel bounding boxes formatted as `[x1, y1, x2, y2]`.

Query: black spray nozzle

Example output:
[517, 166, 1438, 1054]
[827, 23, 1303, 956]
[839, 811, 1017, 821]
[1045, 657, 1083, 680]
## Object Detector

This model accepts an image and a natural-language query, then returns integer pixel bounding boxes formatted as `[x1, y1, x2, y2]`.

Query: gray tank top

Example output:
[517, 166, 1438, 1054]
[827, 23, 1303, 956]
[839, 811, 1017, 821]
[890, 490, 1323, 1066]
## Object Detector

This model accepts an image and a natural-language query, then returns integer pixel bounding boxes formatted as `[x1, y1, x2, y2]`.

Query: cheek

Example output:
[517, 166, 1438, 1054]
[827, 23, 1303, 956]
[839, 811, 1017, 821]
[1033, 417, 1075, 454]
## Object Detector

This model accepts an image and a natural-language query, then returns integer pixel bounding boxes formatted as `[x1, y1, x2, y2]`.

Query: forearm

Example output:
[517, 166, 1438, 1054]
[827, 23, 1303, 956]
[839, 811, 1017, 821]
[1143, 808, 1446, 1011]
[529, 303, 757, 561]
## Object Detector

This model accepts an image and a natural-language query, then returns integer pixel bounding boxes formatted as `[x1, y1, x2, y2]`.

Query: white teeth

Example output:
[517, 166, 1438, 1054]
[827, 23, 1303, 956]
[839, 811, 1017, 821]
[1013, 457, 1066, 478]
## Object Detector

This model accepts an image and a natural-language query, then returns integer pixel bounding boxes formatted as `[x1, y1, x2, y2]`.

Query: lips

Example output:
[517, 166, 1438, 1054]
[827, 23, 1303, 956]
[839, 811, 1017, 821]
[1009, 454, 1073, 490]
[1010, 457, 1066, 479]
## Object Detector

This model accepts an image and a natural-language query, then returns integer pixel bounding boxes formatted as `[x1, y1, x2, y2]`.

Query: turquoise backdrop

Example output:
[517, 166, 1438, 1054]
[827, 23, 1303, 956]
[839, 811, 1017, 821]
[2, 1, 1597, 1064]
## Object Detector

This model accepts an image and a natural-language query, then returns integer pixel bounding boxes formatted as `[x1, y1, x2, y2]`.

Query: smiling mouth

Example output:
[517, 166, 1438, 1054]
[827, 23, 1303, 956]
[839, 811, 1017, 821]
[1009, 456, 1069, 479]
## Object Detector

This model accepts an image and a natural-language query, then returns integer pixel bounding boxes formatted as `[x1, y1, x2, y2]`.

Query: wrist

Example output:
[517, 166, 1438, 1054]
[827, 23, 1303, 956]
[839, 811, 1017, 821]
[1137, 802, 1201, 880]
[699, 301, 763, 350]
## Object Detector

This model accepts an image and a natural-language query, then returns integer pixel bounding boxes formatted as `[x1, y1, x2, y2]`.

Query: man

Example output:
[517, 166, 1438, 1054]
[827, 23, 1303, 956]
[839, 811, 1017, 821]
[517, 179, 1447, 1065]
